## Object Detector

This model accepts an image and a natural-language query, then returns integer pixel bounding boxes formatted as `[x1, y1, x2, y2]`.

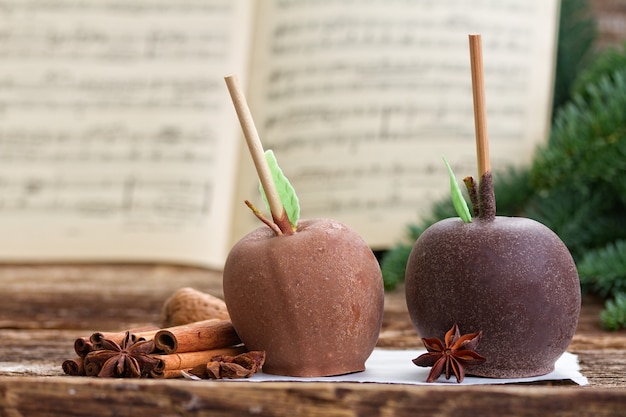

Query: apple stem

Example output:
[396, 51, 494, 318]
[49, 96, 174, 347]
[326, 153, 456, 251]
[463, 176, 480, 217]
[245, 200, 283, 236]
[224, 74, 294, 235]
[469, 34, 496, 220]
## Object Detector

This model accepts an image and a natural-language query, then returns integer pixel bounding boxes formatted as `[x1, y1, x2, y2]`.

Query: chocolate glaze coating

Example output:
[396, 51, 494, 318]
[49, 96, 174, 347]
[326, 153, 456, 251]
[223, 218, 384, 377]
[405, 216, 581, 378]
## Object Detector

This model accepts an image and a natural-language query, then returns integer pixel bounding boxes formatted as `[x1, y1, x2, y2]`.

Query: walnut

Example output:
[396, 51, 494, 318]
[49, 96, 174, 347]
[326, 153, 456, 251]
[161, 287, 229, 327]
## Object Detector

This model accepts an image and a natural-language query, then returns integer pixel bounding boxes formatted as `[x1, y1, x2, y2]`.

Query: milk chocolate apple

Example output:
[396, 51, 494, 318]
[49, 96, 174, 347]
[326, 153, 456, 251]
[223, 75, 384, 377]
[404, 36, 581, 379]
[224, 216, 384, 377]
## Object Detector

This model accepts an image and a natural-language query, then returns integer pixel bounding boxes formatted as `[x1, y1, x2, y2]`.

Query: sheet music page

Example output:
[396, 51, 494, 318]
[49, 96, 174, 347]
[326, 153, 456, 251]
[233, 0, 559, 248]
[0, 0, 253, 267]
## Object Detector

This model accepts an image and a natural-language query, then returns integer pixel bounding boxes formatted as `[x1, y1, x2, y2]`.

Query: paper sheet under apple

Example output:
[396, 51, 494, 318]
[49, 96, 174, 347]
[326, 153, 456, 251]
[184, 349, 588, 386]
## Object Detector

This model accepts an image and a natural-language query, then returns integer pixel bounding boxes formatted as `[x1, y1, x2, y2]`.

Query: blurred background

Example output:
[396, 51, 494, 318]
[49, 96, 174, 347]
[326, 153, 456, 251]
[382, 0, 626, 330]
[588, 0, 626, 48]
[0, 0, 624, 330]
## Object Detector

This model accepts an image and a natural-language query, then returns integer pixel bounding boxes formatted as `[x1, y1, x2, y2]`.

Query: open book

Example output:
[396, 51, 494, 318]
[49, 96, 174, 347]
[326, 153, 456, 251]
[0, 0, 559, 268]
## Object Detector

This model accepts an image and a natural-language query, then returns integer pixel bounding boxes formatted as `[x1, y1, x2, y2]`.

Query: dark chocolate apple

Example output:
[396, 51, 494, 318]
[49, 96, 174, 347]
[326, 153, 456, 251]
[405, 172, 581, 378]
[223, 218, 384, 377]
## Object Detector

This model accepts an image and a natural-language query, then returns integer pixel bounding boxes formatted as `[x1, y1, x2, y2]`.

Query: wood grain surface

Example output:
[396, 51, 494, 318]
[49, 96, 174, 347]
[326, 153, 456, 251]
[1, 264, 626, 416]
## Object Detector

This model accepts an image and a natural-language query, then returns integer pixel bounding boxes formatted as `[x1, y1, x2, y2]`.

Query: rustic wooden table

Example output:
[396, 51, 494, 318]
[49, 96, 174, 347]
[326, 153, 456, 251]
[1, 264, 625, 416]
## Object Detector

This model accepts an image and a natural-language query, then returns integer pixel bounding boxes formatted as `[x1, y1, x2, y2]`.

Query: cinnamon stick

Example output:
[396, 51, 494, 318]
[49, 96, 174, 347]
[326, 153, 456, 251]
[154, 319, 241, 354]
[150, 346, 247, 378]
[151, 369, 185, 379]
[62, 358, 85, 376]
[83, 356, 101, 377]
[74, 337, 94, 357]
[89, 326, 160, 347]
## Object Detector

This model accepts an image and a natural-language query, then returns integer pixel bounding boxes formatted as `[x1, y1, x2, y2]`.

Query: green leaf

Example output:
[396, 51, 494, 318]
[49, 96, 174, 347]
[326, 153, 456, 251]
[443, 157, 472, 223]
[259, 150, 300, 229]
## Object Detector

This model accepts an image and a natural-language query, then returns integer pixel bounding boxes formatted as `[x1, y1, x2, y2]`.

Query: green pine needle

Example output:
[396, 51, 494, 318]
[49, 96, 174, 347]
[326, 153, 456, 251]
[381, 242, 414, 290]
[601, 293, 626, 331]
[578, 240, 626, 298]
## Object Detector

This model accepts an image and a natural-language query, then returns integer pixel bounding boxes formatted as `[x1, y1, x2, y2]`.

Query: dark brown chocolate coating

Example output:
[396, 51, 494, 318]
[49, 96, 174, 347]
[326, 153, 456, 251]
[405, 216, 581, 378]
[223, 218, 384, 377]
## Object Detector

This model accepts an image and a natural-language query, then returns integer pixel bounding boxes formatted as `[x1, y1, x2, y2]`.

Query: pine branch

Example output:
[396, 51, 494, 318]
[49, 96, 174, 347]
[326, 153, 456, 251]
[572, 42, 626, 98]
[601, 293, 626, 331]
[552, 0, 597, 115]
[579, 240, 626, 298]
[489, 167, 534, 217]
[524, 184, 626, 261]
[381, 243, 414, 290]
[532, 69, 626, 204]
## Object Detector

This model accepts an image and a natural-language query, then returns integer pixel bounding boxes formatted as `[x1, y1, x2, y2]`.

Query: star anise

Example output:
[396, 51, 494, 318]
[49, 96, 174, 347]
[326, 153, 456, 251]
[85, 331, 159, 378]
[412, 324, 486, 383]
[189, 351, 266, 379]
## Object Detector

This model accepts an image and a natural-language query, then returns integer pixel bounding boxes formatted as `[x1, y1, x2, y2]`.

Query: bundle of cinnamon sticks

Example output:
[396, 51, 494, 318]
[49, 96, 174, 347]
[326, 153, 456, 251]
[62, 288, 264, 379]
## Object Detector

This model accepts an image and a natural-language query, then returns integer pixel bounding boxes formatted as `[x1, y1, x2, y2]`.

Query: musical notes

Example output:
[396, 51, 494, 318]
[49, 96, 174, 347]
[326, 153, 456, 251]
[0, 0, 251, 266]
[0, 2, 233, 61]
[0, 124, 216, 163]
[0, 176, 212, 220]
[233, 0, 558, 247]
[0, 0, 558, 265]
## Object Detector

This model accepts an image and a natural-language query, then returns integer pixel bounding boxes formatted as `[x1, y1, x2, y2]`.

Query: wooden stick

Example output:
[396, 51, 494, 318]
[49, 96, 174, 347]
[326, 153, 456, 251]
[151, 346, 247, 376]
[224, 74, 293, 235]
[153, 319, 241, 354]
[469, 34, 491, 178]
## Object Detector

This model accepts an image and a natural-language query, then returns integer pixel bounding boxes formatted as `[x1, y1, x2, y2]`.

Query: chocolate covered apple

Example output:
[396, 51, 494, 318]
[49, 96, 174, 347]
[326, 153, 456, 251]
[222, 75, 384, 377]
[404, 36, 581, 379]
[406, 170, 581, 378]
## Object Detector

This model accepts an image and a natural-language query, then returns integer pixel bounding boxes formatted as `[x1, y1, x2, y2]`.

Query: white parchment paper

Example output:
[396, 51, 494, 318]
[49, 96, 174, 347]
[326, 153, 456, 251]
[186, 349, 588, 386]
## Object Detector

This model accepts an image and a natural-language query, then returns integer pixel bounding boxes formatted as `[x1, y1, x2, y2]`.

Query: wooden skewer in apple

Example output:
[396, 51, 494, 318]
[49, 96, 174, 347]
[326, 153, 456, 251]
[404, 35, 581, 379]
[224, 75, 294, 236]
[222, 75, 384, 377]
